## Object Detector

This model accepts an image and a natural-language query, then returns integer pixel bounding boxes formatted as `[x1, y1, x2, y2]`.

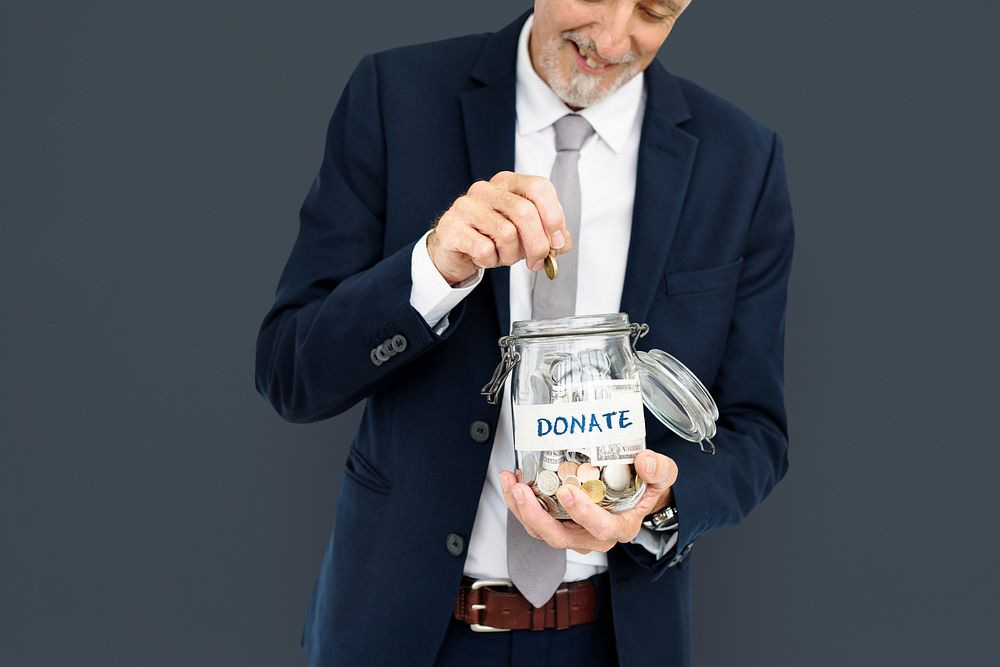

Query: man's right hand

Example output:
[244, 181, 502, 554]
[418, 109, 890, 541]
[427, 171, 573, 285]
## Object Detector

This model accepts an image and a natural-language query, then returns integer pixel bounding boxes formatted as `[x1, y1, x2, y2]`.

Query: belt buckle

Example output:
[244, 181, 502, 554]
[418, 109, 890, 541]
[469, 578, 514, 632]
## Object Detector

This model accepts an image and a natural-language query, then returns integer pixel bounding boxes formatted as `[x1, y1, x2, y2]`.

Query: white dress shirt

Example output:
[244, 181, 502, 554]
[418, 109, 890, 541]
[408, 14, 677, 581]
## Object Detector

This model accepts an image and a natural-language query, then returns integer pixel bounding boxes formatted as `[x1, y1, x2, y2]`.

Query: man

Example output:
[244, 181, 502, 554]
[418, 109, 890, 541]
[255, 1, 793, 665]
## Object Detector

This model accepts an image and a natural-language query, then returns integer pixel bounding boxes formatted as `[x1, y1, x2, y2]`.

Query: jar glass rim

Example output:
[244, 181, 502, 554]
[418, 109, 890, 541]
[510, 313, 629, 338]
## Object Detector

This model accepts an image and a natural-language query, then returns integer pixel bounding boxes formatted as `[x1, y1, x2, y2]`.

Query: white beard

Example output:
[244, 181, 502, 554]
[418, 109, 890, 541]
[537, 34, 640, 108]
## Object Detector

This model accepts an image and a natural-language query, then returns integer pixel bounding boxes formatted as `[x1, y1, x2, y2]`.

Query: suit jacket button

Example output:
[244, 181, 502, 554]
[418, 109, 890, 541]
[390, 334, 407, 353]
[446, 533, 464, 557]
[469, 420, 490, 443]
[370, 349, 382, 367]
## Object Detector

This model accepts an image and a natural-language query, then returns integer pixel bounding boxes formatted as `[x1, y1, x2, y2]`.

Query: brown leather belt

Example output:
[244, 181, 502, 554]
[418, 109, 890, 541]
[453, 577, 597, 632]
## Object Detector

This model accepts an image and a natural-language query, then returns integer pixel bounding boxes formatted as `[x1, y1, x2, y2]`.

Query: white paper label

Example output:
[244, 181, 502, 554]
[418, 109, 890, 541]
[513, 381, 646, 454]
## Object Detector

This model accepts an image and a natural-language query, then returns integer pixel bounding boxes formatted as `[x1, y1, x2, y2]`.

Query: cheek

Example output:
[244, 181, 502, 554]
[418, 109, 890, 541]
[635, 27, 671, 60]
[545, 2, 602, 38]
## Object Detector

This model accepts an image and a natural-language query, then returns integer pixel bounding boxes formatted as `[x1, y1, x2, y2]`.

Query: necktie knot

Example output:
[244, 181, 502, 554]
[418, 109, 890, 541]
[553, 114, 594, 153]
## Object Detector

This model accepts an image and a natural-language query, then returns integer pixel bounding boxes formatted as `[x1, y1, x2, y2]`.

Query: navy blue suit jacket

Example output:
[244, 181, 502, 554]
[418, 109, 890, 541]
[256, 10, 793, 667]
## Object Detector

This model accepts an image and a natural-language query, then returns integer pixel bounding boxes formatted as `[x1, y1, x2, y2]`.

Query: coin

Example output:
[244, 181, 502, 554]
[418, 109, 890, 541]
[557, 460, 579, 481]
[576, 462, 600, 482]
[538, 492, 560, 514]
[543, 253, 558, 280]
[521, 455, 539, 483]
[536, 469, 560, 496]
[561, 475, 581, 488]
[603, 482, 631, 501]
[601, 463, 632, 492]
[582, 479, 606, 503]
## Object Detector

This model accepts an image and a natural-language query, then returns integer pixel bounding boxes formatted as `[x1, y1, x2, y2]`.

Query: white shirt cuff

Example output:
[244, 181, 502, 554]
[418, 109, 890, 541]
[631, 527, 680, 560]
[410, 230, 483, 334]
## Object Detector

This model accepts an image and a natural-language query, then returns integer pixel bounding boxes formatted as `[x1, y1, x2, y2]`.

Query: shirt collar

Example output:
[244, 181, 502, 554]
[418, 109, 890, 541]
[515, 14, 645, 155]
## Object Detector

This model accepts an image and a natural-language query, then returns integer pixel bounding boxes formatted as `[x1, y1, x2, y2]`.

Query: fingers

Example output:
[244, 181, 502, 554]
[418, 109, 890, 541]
[499, 471, 609, 552]
[634, 450, 679, 490]
[471, 178, 557, 270]
[435, 175, 572, 278]
[556, 485, 634, 544]
[489, 171, 571, 256]
[440, 194, 520, 268]
[431, 200, 499, 280]
[499, 460, 677, 552]
[464, 202, 524, 267]
[453, 222, 499, 269]
[622, 452, 679, 533]
[501, 476, 568, 546]
[489, 189, 549, 269]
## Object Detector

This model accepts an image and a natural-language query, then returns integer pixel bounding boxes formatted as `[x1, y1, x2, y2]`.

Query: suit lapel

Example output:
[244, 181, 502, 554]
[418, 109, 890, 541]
[459, 12, 529, 334]
[461, 85, 515, 334]
[619, 62, 698, 324]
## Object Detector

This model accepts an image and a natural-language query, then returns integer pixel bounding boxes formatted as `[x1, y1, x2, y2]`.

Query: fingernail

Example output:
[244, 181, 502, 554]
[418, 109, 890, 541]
[645, 455, 655, 475]
[551, 230, 566, 249]
[513, 487, 525, 504]
[500, 475, 510, 493]
[557, 487, 575, 507]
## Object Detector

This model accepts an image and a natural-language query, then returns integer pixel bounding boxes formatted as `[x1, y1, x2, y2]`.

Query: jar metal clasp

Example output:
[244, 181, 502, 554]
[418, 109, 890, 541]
[628, 322, 649, 352]
[481, 335, 519, 405]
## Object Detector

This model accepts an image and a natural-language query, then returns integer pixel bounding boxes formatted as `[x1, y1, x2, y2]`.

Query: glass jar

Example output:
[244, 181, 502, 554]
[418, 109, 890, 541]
[482, 313, 717, 519]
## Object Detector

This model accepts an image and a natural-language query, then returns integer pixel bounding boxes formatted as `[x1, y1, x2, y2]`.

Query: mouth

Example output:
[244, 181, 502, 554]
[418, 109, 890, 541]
[570, 40, 613, 74]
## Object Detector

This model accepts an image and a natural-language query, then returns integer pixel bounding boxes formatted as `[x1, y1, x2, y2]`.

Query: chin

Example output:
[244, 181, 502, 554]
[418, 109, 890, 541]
[539, 42, 612, 107]
[555, 65, 637, 109]
[539, 36, 641, 108]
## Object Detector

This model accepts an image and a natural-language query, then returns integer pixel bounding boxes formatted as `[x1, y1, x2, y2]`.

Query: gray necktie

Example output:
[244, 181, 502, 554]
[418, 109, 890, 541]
[508, 114, 594, 608]
[529, 113, 595, 320]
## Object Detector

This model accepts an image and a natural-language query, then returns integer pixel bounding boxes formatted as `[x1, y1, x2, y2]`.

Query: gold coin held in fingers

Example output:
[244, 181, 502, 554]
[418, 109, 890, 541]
[543, 253, 558, 280]
[582, 479, 606, 503]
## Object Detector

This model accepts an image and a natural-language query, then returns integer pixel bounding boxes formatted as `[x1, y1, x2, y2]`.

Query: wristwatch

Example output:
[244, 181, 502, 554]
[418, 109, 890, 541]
[642, 504, 679, 532]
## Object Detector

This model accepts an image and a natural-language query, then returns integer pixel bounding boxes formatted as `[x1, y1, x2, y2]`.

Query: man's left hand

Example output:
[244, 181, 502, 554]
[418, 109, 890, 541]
[499, 450, 678, 555]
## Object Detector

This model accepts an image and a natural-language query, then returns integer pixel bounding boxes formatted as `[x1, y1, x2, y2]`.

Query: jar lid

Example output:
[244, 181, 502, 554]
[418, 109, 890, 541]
[635, 349, 718, 454]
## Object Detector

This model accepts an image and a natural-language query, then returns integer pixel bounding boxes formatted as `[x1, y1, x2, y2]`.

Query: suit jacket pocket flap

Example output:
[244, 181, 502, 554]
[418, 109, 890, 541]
[666, 257, 744, 296]
[344, 448, 392, 495]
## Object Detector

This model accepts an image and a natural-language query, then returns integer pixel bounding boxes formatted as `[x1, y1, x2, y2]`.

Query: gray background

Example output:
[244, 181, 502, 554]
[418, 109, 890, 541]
[2, 0, 997, 665]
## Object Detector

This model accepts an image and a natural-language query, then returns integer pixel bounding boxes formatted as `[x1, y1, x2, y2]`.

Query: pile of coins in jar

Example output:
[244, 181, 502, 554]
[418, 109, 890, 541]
[524, 449, 642, 519]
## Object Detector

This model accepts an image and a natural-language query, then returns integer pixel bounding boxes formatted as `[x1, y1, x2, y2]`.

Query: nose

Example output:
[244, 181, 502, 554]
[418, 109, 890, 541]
[592, 3, 633, 61]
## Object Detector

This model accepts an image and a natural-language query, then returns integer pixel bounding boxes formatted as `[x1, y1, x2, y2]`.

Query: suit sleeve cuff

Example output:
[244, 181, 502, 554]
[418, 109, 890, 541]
[409, 230, 483, 332]
[630, 527, 679, 560]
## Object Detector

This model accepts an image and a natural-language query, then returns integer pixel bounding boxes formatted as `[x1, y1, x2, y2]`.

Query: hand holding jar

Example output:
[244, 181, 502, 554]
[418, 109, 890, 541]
[499, 449, 678, 554]
[482, 313, 719, 545]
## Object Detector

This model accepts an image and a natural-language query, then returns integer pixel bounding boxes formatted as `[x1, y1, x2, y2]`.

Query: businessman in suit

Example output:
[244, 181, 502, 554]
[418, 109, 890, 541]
[255, 1, 793, 665]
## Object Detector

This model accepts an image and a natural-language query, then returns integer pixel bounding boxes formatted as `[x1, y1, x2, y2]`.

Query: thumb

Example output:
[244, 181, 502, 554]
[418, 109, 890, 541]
[635, 450, 678, 489]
